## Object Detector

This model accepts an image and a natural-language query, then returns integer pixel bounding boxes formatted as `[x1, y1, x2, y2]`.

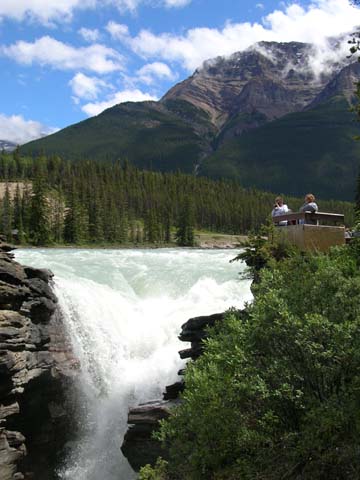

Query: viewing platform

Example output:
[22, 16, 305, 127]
[273, 212, 345, 252]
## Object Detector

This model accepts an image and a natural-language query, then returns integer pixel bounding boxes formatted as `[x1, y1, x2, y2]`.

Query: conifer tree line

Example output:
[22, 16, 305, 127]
[0, 150, 354, 246]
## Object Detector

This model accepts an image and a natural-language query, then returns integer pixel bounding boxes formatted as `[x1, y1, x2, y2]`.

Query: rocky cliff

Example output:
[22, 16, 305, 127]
[0, 239, 78, 480]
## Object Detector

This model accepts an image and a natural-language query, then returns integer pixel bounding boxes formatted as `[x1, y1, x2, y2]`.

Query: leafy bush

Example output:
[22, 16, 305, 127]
[139, 458, 169, 480]
[157, 246, 360, 479]
[232, 223, 297, 281]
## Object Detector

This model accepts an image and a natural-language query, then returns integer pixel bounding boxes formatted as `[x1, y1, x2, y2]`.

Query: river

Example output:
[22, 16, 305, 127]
[15, 248, 252, 480]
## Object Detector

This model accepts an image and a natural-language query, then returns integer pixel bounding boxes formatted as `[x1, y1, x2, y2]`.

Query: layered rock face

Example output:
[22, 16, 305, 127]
[121, 311, 232, 471]
[162, 41, 339, 130]
[0, 239, 78, 480]
[307, 61, 360, 108]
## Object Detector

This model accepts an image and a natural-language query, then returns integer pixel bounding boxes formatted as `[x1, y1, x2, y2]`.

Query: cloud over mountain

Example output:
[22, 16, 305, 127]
[81, 89, 157, 116]
[0, 114, 57, 145]
[117, 0, 360, 71]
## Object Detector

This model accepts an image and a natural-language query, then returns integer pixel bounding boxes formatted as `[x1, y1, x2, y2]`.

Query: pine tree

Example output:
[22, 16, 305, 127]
[51, 187, 65, 244]
[117, 205, 129, 243]
[88, 185, 103, 242]
[163, 209, 172, 244]
[176, 196, 195, 247]
[30, 173, 51, 245]
[2, 184, 13, 241]
[21, 181, 32, 239]
[13, 184, 24, 244]
[355, 171, 360, 222]
[64, 183, 87, 244]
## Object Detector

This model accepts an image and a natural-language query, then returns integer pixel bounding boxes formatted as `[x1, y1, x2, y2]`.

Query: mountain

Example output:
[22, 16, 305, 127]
[163, 42, 332, 128]
[0, 140, 18, 152]
[21, 40, 360, 201]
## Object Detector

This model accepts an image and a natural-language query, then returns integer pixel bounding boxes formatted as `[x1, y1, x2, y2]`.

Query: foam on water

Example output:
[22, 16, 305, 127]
[15, 248, 252, 480]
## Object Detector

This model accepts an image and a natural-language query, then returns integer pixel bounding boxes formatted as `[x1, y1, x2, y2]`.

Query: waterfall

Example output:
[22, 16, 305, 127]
[15, 248, 252, 480]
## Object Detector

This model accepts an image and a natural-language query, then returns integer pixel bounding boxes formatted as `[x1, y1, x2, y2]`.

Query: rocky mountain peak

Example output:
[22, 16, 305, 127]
[162, 39, 345, 129]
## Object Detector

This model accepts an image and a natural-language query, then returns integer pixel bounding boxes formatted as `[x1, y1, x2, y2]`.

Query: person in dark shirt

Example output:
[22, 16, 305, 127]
[299, 193, 318, 225]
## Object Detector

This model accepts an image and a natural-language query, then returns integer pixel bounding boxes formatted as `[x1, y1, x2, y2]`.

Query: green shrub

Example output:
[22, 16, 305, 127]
[232, 223, 297, 281]
[139, 458, 169, 480]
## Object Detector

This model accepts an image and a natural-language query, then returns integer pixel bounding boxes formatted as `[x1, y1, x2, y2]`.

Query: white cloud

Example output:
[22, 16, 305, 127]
[136, 62, 176, 84]
[108, 0, 141, 13]
[164, 0, 191, 7]
[78, 27, 101, 43]
[0, 0, 95, 25]
[256, 3, 264, 9]
[0, 0, 191, 24]
[122, 0, 360, 71]
[82, 89, 158, 116]
[69, 73, 112, 100]
[0, 113, 57, 145]
[106, 21, 130, 40]
[108, 0, 191, 12]
[2, 36, 124, 74]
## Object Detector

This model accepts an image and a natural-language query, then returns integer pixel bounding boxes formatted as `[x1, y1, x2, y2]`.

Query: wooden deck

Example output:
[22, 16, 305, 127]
[272, 212, 345, 252]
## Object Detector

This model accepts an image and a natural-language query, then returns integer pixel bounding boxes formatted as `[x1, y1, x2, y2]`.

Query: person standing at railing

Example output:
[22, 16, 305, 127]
[299, 193, 318, 225]
[271, 196, 290, 226]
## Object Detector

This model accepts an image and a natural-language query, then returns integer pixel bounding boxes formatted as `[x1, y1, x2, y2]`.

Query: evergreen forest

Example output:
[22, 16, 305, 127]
[0, 150, 354, 246]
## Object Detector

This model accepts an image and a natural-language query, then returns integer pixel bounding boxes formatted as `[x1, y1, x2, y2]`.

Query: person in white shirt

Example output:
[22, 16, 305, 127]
[271, 196, 289, 226]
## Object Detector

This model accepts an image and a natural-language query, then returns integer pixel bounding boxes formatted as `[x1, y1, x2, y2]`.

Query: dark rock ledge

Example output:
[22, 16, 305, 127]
[121, 311, 232, 471]
[0, 239, 78, 480]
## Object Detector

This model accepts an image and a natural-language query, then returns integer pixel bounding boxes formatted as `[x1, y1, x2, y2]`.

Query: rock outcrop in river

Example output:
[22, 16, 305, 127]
[0, 239, 78, 480]
[121, 311, 229, 471]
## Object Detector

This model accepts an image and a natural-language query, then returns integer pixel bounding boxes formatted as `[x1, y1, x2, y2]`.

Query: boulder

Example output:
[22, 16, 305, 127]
[20, 298, 57, 324]
[121, 400, 177, 471]
[178, 312, 226, 361]
[23, 267, 53, 283]
[0, 282, 30, 311]
[25, 278, 57, 304]
[0, 260, 27, 286]
[0, 242, 15, 253]
[179, 312, 225, 342]
[163, 381, 185, 400]
[0, 429, 26, 480]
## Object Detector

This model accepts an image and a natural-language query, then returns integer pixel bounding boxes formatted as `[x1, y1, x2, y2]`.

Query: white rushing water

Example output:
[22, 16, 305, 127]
[15, 248, 252, 480]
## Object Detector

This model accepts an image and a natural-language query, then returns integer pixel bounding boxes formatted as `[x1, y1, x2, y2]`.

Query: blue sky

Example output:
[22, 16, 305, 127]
[0, 0, 359, 144]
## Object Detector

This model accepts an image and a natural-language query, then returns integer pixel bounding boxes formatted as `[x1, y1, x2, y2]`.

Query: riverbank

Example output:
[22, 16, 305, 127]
[195, 233, 247, 249]
[14, 233, 248, 250]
